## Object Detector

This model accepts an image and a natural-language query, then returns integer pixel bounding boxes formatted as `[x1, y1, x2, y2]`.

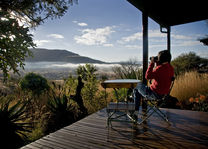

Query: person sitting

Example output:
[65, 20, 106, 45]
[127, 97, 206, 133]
[134, 50, 174, 111]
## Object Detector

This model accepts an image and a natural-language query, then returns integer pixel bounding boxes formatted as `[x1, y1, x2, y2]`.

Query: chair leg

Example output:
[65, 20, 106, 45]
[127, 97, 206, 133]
[138, 110, 155, 124]
[155, 108, 169, 122]
[137, 101, 170, 124]
[150, 106, 170, 123]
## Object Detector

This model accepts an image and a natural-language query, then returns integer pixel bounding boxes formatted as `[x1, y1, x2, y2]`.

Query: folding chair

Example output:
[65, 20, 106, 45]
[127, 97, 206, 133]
[137, 77, 175, 124]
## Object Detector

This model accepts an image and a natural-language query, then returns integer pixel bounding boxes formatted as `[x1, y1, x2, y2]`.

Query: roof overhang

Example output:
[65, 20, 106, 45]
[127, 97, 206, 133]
[127, 0, 208, 27]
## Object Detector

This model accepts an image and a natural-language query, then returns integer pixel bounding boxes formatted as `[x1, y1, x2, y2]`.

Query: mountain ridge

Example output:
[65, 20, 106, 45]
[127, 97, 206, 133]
[25, 48, 106, 64]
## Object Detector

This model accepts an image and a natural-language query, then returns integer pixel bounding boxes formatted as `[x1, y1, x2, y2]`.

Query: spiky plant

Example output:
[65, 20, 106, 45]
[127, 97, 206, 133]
[42, 83, 76, 134]
[0, 99, 32, 148]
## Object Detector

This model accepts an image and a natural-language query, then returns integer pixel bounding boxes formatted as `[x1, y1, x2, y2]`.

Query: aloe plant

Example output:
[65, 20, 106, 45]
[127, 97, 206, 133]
[0, 98, 32, 148]
[43, 83, 76, 134]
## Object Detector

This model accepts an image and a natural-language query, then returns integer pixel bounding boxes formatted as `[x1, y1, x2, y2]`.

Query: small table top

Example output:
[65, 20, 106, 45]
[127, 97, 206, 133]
[101, 79, 141, 89]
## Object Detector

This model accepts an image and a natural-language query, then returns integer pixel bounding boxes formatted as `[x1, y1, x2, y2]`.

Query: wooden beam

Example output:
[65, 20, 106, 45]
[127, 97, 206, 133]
[142, 12, 148, 111]
[142, 12, 148, 85]
[167, 26, 171, 51]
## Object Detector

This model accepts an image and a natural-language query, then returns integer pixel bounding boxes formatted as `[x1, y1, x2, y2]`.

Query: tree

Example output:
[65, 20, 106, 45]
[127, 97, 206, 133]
[76, 64, 97, 81]
[112, 59, 143, 102]
[0, 11, 35, 79]
[65, 64, 105, 114]
[112, 59, 142, 80]
[199, 35, 208, 46]
[19, 72, 49, 96]
[198, 20, 208, 46]
[0, 0, 78, 27]
[171, 52, 208, 75]
[0, 0, 77, 79]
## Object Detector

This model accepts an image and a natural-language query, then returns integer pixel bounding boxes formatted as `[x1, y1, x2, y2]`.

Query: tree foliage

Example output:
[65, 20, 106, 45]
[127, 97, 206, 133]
[199, 20, 208, 46]
[0, 0, 77, 27]
[65, 64, 106, 114]
[171, 52, 208, 75]
[112, 59, 142, 80]
[19, 72, 49, 96]
[0, 0, 77, 79]
[0, 11, 35, 79]
[76, 63, 97, 81]
[199, 35, 208, 46]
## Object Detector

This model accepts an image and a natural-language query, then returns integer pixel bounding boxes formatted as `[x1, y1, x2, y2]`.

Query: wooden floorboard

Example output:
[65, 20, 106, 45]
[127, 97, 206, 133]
[21, 108, 208, 149]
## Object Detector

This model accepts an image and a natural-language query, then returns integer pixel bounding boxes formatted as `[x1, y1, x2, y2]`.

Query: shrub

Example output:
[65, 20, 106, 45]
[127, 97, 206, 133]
[171, 71, 208, 109]
[188, 94, 208, 112]
[0, 98, 32, 148]
[76, 64, 97, 81]
[112, 59, 142, 80]
[171, 52, 208, 76]
[43, 84, 76, 134]
[19, 72, 49, 96]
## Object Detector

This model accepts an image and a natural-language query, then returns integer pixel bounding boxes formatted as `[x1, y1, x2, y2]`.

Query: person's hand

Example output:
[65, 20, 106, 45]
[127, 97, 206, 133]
[150, 56, 155, 63]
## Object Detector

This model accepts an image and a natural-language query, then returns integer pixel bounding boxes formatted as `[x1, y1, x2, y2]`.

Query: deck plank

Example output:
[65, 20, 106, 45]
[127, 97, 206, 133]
[21, 108, 208, 149]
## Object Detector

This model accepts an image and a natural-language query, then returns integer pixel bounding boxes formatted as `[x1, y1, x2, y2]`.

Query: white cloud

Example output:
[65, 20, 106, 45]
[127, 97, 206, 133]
[78, 22, 88, 27]
[74, 26, 115, 46]
[34, 40, 51, 46]
[149, 30, 166, 38]
[172, 34, 193, 40]
[72, 20, 78, 23]
[73, 21, 88, 27]
[118, 32, 142, 43]
[149, 44, 167, 49]
[125, 44, 142, 49]
[150, 38, 166, 43]
[103, 43, 114, 47]
[118, 30, 166, 44]
[48, 34, 64, 39]
[173, 40, 200, 47]
[117, 29, 199, 50]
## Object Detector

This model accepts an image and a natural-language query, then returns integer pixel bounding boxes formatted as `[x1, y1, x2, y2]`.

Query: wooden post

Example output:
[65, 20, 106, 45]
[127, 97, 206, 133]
[142, 12, 148, 111]
[167, 26, 171, 51]
[142, 12, 148, 85]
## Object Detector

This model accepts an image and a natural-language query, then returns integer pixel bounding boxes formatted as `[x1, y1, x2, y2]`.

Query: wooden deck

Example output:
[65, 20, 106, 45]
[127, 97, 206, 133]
[21, 108, 208, 149]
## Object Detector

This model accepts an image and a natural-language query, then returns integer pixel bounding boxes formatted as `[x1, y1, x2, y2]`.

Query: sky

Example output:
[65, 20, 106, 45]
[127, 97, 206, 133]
[31, 0, 208, 63]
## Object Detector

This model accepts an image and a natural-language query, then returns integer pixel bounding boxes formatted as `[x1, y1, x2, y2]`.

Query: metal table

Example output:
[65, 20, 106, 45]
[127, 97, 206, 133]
[101, 79, 141, 127]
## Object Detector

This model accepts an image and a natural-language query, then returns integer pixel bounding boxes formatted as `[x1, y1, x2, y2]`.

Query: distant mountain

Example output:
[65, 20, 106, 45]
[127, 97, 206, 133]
[25, 48, 106, 64]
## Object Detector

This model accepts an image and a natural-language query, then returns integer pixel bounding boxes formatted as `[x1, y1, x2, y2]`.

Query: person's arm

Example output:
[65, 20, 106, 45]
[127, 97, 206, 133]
[145, 56, 160, 79]
[145, 62, 156, 79]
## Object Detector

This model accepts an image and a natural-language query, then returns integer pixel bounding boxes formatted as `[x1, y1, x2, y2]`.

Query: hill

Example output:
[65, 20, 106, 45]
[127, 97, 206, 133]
[25, 48, 106, 64]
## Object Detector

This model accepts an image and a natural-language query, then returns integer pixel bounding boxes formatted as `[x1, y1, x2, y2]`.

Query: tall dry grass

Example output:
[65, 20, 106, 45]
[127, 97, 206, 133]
[171, 71, 208, 106]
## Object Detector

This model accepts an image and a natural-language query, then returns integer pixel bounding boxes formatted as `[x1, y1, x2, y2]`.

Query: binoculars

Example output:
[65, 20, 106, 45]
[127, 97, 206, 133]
[149, 56, 158, 61]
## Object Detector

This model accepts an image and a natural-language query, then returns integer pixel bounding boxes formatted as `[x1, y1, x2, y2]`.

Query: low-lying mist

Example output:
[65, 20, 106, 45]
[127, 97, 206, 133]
[18, 62, 121, 80]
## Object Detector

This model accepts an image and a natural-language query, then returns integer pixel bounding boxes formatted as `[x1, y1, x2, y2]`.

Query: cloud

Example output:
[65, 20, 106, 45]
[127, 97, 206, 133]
[173, 40, 200, 47]
[125, 44, 142, 49]
[118, 32, 142, 44]
[117, 29, 199, 49]
[48, 34, 64, 39]
[74, 26, 115, 46]
[73, 21, 88, 27]
[34, 40, 51, 46]
[103, 43, 114, 47]
[149, 30, 166, 38]
[78, 22, 88, 27]
[118, 30, 167, 44]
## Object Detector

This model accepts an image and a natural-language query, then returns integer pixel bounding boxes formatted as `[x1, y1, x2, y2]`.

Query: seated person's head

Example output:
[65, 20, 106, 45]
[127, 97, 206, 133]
[158, 50, 171, 64]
